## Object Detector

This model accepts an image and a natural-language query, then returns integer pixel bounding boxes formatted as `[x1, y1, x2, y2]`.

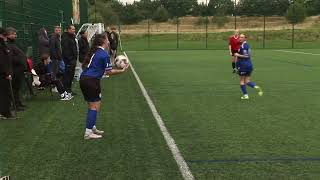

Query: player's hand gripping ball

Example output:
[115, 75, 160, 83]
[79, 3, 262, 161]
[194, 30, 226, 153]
[115, 55, 129, 69]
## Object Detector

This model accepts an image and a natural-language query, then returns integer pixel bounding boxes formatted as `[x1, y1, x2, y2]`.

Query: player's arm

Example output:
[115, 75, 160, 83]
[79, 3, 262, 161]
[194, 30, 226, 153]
[229, 45, 233, 56]
[235, 48, 251, 58]
[228, 38, 233, 55]
[105, 64, 129, 76]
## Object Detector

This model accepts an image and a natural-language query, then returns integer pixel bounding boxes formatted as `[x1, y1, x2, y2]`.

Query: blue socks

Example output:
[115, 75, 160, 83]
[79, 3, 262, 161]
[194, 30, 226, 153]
[240, 85, 247, 95]
[86, 109, 97, 129]
[247, 82, 256, 88]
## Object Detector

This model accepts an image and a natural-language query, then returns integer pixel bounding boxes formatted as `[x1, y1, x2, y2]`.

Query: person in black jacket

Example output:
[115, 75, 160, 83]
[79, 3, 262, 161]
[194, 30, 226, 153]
[61, 25, 78, 96]
[0, 28, 15, 119]
[6, 27, 27, 111]
[78, 30, 89, 65]
[49, 26, 62, 77]
[38, 27, 50, 57]
[109, 27, 119, 64]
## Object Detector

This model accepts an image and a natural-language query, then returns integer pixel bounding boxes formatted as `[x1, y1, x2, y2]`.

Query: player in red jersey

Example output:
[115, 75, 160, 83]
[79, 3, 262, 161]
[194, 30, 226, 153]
[228, 30, 241, 73]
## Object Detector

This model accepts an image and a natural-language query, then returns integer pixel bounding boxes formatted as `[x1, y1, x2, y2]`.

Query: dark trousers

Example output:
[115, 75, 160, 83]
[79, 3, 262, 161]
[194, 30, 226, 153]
[12, 72, 24, 106]
[0, 76, 11, 116]
[63, 60, 76, 93]
[40, 74, 65, 94]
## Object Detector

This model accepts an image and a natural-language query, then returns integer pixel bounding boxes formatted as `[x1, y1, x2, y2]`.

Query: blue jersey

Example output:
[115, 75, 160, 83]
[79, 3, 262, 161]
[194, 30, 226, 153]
[81, 47, 112, 79]
[237, 42, 253, 72]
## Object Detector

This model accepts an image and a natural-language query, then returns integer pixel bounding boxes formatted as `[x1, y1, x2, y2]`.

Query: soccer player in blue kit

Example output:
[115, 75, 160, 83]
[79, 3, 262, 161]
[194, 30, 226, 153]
[234, 34, 263, 100]
[80, 34, 129, 140]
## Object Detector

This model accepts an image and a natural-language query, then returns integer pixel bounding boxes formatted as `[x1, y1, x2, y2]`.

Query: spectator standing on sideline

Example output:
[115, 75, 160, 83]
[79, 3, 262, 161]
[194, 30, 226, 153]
[78, 30, 89, 65]
[77, 30, 89, 80]
[49, 26, 62, 77]
[105, 27, 118, 63]
[109, 27, 119, 64]
[61, 24, 78, 96]
[38, 28, 50, 57]
[0, 28, 15, 119]
[6, 27, 27, 111]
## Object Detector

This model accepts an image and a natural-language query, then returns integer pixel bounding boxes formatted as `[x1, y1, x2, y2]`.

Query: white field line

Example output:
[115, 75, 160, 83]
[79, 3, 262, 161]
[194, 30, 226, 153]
[274, 50, 320, 56]
[124, 52, 195, 180]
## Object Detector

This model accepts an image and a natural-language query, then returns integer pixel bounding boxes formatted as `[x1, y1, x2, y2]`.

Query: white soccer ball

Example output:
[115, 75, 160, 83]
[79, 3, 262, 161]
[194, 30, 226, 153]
[115, 55, 129, 69]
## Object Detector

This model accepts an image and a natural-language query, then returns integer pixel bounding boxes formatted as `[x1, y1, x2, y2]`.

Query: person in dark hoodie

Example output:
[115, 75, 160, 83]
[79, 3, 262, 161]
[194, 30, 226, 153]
[78, 30, 89, 65]
[105, 26, 119, 64]
[0, 28, 15, 119]
[38, 27, 50, 57]
[6, 27, 27, 111]
[49, 25, 62, 77]
[61, 24, 78, 97]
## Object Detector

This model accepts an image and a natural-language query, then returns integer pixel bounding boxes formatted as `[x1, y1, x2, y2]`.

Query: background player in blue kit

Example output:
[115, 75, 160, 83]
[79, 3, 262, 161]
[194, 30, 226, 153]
[234, 34, 263, 100]
[80, 34, 129, 140]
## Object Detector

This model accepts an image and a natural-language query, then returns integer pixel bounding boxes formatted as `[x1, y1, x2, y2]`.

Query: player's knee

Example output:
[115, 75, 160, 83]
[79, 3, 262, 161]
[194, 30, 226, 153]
[88, 102, 100, 111]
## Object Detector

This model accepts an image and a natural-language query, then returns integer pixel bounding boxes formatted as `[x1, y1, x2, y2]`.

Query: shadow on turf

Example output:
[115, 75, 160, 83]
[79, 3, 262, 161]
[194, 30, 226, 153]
[187, 157, 320, 164]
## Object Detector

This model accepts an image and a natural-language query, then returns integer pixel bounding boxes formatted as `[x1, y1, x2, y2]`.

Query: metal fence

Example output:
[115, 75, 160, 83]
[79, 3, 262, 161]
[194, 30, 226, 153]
[119, 1, 320, 51]
[0, 0, 88, 62]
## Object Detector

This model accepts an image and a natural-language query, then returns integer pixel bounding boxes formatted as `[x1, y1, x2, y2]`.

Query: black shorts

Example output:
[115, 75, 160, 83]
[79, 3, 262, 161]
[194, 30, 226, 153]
[231, 50, 238, 56]
[79, 76, 101, 102]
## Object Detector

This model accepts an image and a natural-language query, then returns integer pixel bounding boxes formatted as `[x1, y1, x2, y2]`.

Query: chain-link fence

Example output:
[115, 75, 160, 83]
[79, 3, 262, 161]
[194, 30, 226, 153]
[119, 0, 320, 51]
[0, 0, 88, 62]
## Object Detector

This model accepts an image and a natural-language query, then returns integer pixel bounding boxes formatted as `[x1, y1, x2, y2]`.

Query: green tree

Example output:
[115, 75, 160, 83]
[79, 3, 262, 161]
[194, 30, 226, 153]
[152, 6, 169, 22]
[305, 0, 320, 15]
[88, 0, 120, 24]
[237, 0, 290, 16]
[191, 3, 209, 16]
[208, 0, 234, 16]
[286, 1, 306, 24]
[119, 4, 144, 24]
[135, 0, 159, 19]
[167, 0, 198, 17]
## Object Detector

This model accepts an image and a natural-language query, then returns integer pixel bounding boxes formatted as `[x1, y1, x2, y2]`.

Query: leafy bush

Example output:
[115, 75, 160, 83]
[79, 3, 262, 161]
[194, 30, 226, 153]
[152, 6, 169, 22]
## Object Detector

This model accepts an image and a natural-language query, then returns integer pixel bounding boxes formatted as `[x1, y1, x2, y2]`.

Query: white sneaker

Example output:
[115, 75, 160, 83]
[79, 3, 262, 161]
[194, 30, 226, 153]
[93, 127, 104, 135]
[60, 92, 72, 101]
[84, 133, 102, 140]
[255, 86, 264, 96]
[52, 87, 58, 93]
[241, 94, 249, 100]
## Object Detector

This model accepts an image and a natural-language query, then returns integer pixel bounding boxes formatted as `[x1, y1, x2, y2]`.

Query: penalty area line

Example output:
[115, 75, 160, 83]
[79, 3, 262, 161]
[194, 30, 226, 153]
[123, 51, 195, 180]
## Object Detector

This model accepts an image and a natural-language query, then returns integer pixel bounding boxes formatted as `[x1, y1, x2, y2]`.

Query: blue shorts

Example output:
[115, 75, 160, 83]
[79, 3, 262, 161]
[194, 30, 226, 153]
[238, 70, 252, 77]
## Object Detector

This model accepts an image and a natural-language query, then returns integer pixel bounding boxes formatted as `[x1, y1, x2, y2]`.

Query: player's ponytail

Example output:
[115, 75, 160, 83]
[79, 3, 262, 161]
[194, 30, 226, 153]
[82, 34, 108, 69]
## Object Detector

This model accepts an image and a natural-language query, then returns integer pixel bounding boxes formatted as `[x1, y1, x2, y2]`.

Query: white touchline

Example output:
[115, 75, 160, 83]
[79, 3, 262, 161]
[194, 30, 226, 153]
[274, 50, 320, 56]
[124, 52, 195, 180]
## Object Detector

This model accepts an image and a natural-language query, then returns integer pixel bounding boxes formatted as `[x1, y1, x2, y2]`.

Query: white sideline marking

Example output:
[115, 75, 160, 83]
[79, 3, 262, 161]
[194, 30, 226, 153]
[274, 50, 320, 56]
[124, 52, 195, 180]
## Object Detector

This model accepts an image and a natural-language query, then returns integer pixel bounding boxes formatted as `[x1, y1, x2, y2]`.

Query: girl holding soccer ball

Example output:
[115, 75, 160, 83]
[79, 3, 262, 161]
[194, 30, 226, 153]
[234, 34, 263, 100]
[80, 33, 129, 140]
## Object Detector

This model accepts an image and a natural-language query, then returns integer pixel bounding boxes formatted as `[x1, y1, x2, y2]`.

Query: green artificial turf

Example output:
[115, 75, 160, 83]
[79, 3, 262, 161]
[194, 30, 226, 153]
[127, 49, 320, 179]
[0, 70, 182, 179]
[1, 48, 320, 179]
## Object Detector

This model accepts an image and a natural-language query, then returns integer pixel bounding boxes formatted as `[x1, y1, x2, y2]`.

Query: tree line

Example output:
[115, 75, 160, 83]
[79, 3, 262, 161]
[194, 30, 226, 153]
[88, 0, 320, 25]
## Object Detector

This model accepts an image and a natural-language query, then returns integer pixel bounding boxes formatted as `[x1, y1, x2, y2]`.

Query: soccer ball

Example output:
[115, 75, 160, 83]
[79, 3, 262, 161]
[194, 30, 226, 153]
[115, 55, 129, 69]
